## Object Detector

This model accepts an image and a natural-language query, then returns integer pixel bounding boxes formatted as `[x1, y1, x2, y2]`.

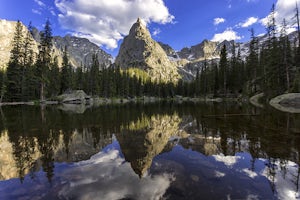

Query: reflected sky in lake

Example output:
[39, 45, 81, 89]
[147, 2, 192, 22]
[0, 103, 299, 199]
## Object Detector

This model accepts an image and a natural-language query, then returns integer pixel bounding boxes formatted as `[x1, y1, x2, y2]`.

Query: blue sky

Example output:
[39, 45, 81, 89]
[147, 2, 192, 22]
[0, 0, 298, 56]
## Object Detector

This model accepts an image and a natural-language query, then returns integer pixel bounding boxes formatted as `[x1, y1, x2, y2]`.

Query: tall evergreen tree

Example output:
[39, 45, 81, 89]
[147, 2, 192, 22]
[36, 19, 52, 101]
[6, 20, 24, 102]
[219, 44, 228, 96]
[48, 56, 61, 97]
[74, 64, 84, 90]
[246, 28, 259, 94]
[89, 54, 100, 95]
[279, 19, 293, 92]
[264, 4, 282, 97]
[293, 2, 300, 92]
[22, 22, 36, 101]
[60, 46, 72, 93]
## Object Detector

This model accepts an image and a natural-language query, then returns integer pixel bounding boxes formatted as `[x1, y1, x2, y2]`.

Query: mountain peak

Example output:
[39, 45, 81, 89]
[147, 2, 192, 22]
[129, 17, 149, 39]
[115, 19, 181, 83]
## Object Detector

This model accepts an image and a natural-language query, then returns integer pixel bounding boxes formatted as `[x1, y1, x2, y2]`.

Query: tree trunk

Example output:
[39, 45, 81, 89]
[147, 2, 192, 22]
[40, 82, 45, 102]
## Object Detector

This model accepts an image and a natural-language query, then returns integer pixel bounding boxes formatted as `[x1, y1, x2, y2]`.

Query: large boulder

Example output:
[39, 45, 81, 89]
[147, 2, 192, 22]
[57, 90, 91, 104]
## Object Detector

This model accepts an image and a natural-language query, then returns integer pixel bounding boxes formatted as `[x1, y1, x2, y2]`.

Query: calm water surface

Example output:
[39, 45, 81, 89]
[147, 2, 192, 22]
[0, 102, 299, 200]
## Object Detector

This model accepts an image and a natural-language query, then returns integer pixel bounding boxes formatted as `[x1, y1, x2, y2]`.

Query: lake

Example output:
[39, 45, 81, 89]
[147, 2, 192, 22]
[0, 102, 299, 200]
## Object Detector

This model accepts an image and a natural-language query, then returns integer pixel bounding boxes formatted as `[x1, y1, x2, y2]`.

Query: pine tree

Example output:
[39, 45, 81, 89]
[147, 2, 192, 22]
[279, 19, 293, 92]
[36, 19, 52, 101]
[22, 22, 36, 101]
[48, 56, 61, 97]
[0, 69, 6, 102]
[236, 45, 246, 94]
[89, 54, 100, 95]
[60, 46, 72, 93]
[213, 62, 219, 96]
[246, 28, 259, 94]
[293, 2, 300, 92]
[264, 4, 282, 97]
[74, 64, 84, 90]
[6, 20, 24, 102]
[219, 44, 228, 96]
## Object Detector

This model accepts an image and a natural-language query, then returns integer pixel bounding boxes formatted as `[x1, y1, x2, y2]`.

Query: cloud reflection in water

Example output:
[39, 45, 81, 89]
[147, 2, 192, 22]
[57, 146, 174, 200]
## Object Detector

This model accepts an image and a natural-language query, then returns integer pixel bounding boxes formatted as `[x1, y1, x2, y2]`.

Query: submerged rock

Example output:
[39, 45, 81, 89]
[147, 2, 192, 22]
[58, 103, 88, 114]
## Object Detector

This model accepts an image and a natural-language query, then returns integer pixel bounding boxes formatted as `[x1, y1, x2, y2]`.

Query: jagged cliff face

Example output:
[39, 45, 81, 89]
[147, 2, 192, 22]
[178, 40, 219, 61]
[159, 39, 237, 79]
[115, 18, 181, 83]
[0, 19, 112, 70]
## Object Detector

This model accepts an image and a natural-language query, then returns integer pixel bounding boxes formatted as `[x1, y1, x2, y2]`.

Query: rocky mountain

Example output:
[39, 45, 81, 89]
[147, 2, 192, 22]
[178, 39, 219, 61]
[0, 19, 112, 70]
[115, 18, 181, 83]
[157, 41, 179, 59]
[53, 35, 113, 68]
[157, 39, 237, 79]
[159, 32, 295, 78]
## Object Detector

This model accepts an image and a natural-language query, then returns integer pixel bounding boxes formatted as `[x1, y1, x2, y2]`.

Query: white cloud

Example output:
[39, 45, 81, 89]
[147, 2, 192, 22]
[152, 28, 161, 36]
[57, 149, 174, 200]
[213, 154, 241, 167]
[260, 0, 300, 32]
[34, 0, 46, 8]
[32, 9, 42, 15]
[50, 10, 56, 16]
[55, 0, 174, 49]
[211, 28, 242, 42]
[239, 17, 258, 28]
[214, 18, 226, 26]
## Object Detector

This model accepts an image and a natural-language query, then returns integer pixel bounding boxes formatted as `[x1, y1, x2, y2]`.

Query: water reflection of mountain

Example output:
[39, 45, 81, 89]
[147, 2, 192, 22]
[117, 114, 190, 177]
[0, 103, 299, 184]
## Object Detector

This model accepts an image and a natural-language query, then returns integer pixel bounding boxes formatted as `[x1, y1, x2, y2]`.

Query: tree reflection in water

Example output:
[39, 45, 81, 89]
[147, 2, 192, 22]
[0, 102, 299, 199]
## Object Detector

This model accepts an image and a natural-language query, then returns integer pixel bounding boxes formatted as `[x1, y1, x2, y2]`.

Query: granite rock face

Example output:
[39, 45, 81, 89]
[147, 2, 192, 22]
[115, 18, 181, 83]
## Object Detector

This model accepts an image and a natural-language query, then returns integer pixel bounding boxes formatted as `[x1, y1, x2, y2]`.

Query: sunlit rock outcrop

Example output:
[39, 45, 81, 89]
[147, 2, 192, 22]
[115, 18, 181, 83]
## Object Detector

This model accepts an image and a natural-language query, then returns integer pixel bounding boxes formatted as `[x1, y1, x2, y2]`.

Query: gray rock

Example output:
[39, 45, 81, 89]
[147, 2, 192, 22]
[57, 90, 91, 104]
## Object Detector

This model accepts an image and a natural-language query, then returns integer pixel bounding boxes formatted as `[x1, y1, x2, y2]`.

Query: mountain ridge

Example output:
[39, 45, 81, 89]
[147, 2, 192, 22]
[1, 18, 298, 82]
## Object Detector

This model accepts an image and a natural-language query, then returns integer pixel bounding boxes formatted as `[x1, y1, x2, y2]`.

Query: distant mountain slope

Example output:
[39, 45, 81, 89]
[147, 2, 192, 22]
[53, 35, 113, 68]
